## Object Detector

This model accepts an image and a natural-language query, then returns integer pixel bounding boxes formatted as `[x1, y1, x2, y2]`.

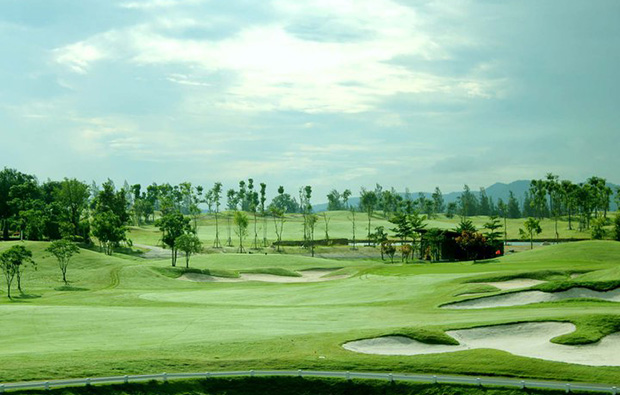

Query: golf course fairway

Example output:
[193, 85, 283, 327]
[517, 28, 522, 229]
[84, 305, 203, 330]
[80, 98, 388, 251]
[1, 240, 620, 384]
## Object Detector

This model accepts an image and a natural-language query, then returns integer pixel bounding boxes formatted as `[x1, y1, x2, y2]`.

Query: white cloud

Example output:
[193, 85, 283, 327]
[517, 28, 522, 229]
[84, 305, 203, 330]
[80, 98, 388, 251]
[53, 42, 108, 74]
[51, 0, 506, 113]
[119, 0, 206, 10]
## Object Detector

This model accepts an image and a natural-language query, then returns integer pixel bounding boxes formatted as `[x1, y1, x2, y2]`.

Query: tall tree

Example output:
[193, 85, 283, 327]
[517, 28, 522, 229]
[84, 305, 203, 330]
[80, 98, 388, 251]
[587, 176, 613, 219]
[519, 217, 542, 249]
[91, 180, 129, 254]
[259, 182, 267, 247]
[8, 178, 42, 240]
[445, 202, 457, 219]
[322, 212, 331, 241]
[545, 173, 561, 241]
[529, 179, 548, 219]
[0, 168, 35, 240]
[359, 188, 378, 244]
[176, 233, 203, 268]
[457, 185, 478, 218]
[56, 178, 90, 239]
[349, 205, 357, 250]
[234, 210, 249, 253]
[226, 189, 238, 247]
[155, 212, 192, 266]
[249, 188, 259, 249]
[300, 186, 313, 247]
[483, 216, 503, 248]
[46, 239, 80, 285]
[613, 213, 620, 241]
[307, 213, 318, 257]
[342, 189, 352, 210]
[561, 180, 578, 230]
[212, 182, 223, 248]
[478, 187, 490, 217]
[188, 184, 203, 233]
[92, 211, 126, 255]
[1, 245, 34, 298]
[507, 191, 521, 219]
[576, 183, 595, 230]
[432, 187, 445, 214]
[270, 206, 285, 253]
[0, 248, 18, 299]
[497, 199, 508, 245]
[326, 189, 343, 211]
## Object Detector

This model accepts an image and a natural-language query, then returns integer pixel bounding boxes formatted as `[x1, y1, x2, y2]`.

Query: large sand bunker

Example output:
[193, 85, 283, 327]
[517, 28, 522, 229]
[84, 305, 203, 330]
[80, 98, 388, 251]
[179, 269, 348, 283]
[343, 322, 620, 366]
[444, 287, 620, 309]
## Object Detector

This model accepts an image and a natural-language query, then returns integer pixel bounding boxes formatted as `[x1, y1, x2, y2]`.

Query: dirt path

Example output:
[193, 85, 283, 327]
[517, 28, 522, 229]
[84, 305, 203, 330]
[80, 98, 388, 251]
[133, 243, 171, 260]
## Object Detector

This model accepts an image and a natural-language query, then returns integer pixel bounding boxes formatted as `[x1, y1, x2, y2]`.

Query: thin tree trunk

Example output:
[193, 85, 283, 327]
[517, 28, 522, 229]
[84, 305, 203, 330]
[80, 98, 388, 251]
[253, 212, 258, 249]
[263, 215, 268, 247]
[226, 216, 232, 247]
[367, 211, 371, 245]
[214, 210, 221, 248]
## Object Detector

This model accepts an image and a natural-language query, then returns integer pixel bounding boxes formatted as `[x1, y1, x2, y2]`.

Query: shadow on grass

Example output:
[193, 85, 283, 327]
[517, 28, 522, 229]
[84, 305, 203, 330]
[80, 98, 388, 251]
[54, 285, 89, 291]
[79, 243, 146, 258]
[15, 292, 42, 299]
[473, 258, 501, 264]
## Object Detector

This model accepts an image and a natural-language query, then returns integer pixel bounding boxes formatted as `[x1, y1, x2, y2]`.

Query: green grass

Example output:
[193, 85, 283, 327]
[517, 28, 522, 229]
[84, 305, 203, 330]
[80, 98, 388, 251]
[1, 240, 620, 384]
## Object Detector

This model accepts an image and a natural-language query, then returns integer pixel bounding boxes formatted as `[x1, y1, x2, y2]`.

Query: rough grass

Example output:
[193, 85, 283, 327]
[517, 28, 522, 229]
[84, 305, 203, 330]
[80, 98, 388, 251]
[6, 377, 603, 395]
[551, 315, 620, 345]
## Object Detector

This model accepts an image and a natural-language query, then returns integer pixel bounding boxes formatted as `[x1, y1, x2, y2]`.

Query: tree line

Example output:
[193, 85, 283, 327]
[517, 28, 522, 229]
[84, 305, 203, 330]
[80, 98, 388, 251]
[1, 167, 619, 253]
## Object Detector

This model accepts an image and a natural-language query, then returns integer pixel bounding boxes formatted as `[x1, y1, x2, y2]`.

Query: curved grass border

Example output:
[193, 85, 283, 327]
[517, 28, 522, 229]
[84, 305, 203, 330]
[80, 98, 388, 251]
[343, 314, 620, 348]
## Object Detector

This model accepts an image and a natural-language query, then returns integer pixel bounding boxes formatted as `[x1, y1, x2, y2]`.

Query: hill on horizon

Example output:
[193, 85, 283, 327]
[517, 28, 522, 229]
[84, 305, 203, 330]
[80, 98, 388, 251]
[313, 180, 618, 212]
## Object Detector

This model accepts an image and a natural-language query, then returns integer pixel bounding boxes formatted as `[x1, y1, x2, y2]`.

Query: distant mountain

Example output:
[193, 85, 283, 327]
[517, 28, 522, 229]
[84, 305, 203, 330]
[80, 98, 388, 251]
[441, 180, 532, 205]
[313, 180, 618, 212]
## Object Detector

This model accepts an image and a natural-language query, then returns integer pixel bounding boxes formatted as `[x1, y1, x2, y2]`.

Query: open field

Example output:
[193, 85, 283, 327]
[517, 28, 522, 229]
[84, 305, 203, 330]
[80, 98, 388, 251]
[127, 211, 608, 250]
[1, 240, 620, 384]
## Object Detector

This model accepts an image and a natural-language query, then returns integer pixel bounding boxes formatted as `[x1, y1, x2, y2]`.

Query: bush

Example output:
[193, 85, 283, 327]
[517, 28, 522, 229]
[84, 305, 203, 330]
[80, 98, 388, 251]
[614, 214, 620, 241]
[591, 217, 607, 240]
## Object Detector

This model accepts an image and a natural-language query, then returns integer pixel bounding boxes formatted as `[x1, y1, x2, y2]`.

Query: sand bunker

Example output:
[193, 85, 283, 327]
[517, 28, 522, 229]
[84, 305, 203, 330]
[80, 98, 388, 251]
[476, 278, 546, 290]
[179, 269, 348, 283]
[343, 322, 620, 366]
[444, 287, 620, 309]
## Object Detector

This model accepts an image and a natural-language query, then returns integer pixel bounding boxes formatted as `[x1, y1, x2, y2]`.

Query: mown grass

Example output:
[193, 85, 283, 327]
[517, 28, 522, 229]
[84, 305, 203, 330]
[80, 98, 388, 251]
[7, 377, 605, 395]
[1, 240, 620, 384]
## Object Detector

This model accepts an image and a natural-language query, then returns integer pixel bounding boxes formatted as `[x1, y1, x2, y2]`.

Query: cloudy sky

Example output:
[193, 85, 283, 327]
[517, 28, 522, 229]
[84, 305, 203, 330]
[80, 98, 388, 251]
[1, 0, 618, 198]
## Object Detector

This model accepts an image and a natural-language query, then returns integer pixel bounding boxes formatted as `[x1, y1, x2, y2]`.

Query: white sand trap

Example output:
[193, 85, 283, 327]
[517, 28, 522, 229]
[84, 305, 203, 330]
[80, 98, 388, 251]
[179, 269, 348, 283]
[343, 336, 468, 356]
[477, 278, 546, 290]
[343, 322, 620, 366]
[444, 287, 620, 309]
